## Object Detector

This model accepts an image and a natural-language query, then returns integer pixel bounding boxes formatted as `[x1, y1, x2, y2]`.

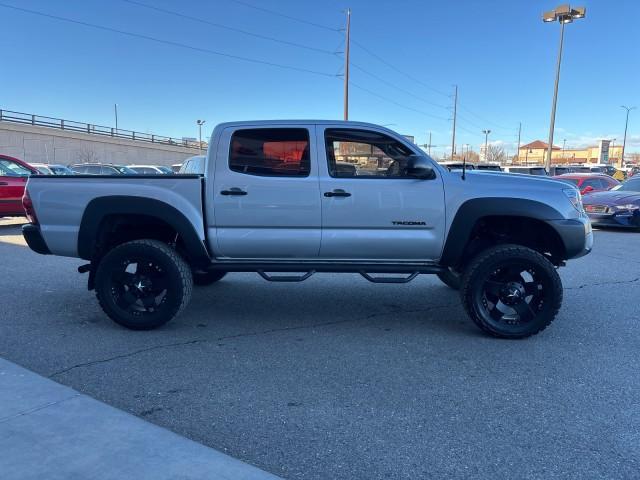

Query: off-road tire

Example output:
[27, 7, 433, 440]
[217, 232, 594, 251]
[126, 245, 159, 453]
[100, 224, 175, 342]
[461, 244, 562, 339]
[95, 239, 192, 330]
[437, 268, 462, 290]
[192, 270, 227, 286]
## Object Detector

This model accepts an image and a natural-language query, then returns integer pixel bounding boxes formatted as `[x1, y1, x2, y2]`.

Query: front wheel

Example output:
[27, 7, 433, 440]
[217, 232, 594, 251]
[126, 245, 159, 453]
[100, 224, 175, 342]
[95, 239, 193, 330]
[461, 245, 562, 339]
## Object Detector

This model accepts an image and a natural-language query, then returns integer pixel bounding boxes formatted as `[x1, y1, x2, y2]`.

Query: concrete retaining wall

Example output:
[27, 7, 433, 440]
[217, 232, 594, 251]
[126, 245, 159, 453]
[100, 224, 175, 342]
[0, 122, 202, 167]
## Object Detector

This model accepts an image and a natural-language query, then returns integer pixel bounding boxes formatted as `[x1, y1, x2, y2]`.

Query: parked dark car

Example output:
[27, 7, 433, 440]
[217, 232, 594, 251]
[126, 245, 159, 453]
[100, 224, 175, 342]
[69, 163, 138, 175]
[582, 177, 640, 229]
[552, 173, 619, 195]
[0, 154, 38, 217]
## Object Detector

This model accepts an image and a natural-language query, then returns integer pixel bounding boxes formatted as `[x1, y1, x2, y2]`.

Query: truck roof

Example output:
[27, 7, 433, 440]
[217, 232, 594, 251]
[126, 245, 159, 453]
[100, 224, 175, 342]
[215, 120, 396, 129]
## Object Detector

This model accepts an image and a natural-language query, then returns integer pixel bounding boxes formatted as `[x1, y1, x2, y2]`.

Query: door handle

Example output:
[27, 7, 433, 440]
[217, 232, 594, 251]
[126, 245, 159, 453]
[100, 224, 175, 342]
[0, 182, 8, 186]
[220, 187, 247, 196]
[324, 189, 351, 198]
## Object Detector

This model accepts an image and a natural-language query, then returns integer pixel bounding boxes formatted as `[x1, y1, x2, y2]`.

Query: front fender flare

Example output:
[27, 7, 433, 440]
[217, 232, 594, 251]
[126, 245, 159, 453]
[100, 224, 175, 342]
[440, 197, 564, 266]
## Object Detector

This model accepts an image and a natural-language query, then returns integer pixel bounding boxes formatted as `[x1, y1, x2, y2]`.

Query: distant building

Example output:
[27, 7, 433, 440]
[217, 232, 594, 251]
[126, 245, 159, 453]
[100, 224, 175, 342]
[517, 140, 623, 165]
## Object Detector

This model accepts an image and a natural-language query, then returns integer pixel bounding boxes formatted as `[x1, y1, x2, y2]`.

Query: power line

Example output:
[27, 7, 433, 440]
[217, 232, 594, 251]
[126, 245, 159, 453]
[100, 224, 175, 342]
[350, 62, 449, 111]
[0, 3, 339, 78]
[350, 81, 449, 121]
[228, 0, 341, 32]
[122, 0, 339, 56]
[351, 39, 450, 99]
[458, 104, 512, 130]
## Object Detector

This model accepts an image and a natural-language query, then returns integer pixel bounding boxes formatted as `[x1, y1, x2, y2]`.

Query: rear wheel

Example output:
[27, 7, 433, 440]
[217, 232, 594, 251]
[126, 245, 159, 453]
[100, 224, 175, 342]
[461, 245, 562, 339]
[95, 239, 192, 330]
[192, 270, 227, 286]
[437, 268, 461, 290]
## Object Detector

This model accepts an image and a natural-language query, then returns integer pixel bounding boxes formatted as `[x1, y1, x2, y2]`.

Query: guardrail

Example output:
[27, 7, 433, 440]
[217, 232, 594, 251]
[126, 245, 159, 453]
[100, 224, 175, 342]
[0, 109, 203, 149]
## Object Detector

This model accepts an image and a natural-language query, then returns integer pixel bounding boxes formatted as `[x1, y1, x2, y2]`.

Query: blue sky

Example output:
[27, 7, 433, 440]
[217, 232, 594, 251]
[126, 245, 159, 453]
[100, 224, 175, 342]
[1, 0, 638, 156]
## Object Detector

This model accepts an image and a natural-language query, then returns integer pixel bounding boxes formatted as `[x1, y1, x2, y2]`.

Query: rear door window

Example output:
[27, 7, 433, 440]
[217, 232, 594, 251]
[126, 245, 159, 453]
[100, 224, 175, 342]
[229, 128, 310, 177]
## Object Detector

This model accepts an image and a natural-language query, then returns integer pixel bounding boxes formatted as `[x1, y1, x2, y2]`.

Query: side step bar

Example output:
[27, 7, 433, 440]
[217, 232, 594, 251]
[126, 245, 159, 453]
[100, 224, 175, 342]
[359, 272, 420, 284]
[257, 270, 315, 282]
[206, 261, 444, 275]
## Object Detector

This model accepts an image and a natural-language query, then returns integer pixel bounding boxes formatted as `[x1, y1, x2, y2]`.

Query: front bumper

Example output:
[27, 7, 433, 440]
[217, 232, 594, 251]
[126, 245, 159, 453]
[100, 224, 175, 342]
[548, 216, 593, 259]
[22, 224, 51, 255]
[588, 210, 640, 229]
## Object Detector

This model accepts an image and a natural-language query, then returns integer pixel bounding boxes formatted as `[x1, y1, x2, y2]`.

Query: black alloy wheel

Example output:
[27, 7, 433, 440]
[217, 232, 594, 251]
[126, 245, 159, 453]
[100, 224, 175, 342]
[95, 239, 192, 330]
[461, 245, 562, 338]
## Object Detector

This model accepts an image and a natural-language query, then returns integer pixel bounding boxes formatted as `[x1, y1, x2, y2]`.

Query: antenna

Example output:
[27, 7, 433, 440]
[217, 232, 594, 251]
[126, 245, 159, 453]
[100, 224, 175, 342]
[462, 155, 466, 180]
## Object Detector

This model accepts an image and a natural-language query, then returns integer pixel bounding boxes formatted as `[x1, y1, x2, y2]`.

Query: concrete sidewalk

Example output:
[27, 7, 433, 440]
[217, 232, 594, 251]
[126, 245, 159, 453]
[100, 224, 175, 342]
[0, 358, 282, 480]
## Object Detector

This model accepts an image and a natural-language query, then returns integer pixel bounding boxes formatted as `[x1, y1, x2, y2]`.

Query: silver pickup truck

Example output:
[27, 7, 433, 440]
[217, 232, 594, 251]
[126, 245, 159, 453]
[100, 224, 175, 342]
[22, 121, 593, 338]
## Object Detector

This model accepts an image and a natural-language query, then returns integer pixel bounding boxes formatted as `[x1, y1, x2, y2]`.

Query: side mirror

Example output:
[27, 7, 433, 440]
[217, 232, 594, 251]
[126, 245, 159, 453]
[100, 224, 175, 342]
[406, 155, 436, 180]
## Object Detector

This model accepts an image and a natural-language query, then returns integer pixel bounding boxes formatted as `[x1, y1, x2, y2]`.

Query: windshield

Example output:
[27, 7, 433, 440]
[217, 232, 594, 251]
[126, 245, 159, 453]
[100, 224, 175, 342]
[157, 166, 173, 174]
[612, 179, 640, 192]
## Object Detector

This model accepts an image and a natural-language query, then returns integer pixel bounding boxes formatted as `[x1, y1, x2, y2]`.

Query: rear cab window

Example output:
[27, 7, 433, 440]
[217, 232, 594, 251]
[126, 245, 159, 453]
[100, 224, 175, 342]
[229, 128, 310, 177]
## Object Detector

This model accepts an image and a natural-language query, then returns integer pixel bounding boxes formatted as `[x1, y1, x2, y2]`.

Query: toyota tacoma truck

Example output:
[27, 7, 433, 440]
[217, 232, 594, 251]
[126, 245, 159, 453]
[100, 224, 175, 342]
[21, 121, 593, 338]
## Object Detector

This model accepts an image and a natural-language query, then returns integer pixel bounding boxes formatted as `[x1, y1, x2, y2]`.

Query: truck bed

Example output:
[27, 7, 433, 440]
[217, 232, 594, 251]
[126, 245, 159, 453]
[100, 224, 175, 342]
[26, 175, 204, 258]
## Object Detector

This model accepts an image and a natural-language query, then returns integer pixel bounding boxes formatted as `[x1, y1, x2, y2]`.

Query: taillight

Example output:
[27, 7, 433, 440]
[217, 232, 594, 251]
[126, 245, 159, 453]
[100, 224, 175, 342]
[22, 189, 38, 225]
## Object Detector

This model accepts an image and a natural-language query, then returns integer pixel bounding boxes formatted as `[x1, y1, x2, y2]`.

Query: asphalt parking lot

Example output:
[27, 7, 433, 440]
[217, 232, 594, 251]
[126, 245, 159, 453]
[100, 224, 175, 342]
[1, 217, 639, 480]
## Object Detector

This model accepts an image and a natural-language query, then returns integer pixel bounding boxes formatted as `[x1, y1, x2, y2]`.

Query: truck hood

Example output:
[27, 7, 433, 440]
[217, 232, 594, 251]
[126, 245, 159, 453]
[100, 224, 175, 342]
[456, 169, 568, 189]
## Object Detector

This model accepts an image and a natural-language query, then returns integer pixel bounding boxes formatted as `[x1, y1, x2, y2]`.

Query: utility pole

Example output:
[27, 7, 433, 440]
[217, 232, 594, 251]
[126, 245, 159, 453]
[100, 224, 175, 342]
[343, 8, 351, 121]
[450, 85, 457, 161]
[427, 131, 432, 156]
[516, 122, 521, 164]
[114, 103, 118, 132]
[482, 129, 491, 162]
[621, 106, 636, 168]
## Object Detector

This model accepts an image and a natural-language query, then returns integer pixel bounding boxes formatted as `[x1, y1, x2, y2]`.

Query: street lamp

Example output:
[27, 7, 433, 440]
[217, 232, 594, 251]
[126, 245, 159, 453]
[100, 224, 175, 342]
[542, 4, 586, 170]
[482, 129, 491, 162]
[621, 106, 636, 167]
[196, 119, 206, 152]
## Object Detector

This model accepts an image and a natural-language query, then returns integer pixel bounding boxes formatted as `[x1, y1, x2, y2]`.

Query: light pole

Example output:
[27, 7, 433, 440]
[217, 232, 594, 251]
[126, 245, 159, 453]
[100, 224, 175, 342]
[114, 103, 118, 132]
[482, 129, 491, 162]
[542, 5, 586, 170]
[621, 106, 636, 167]
[196, 119, 206, 152]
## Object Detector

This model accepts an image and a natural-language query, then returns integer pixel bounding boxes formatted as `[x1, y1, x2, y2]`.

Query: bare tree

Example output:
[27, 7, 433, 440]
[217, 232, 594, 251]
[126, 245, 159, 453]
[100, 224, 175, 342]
[485, 144, 507, 163]
[76, 147, 99, 163]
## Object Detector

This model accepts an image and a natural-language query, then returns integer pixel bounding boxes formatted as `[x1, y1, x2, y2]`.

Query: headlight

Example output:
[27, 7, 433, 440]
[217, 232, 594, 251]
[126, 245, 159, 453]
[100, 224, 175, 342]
[613, 204, 640, 211]
[563, 188, 584, 213]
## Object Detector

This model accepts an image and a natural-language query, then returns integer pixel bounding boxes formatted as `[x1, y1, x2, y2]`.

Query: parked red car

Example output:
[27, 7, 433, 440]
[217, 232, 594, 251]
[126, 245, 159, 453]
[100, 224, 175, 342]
[552, 173, 620, 195]
[0, 154, 38, 217]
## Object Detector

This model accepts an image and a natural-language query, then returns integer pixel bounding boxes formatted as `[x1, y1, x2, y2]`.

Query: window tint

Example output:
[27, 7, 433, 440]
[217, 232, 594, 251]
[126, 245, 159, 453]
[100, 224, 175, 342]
[0, 159, 32, 176]
[230, 128, 310, 177]
[325, 129, 415, 178]
[86, 165, 102, 174]
[581, 179, 602, 190]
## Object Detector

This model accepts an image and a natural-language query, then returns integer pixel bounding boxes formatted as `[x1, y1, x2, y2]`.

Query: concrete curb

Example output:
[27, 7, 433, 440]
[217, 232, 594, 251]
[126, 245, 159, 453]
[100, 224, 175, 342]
[0, 358, 282, 480]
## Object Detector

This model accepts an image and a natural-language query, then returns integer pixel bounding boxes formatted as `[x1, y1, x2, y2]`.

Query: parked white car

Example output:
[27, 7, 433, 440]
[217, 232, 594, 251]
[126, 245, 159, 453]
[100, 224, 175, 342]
[127, 165, 174, 175]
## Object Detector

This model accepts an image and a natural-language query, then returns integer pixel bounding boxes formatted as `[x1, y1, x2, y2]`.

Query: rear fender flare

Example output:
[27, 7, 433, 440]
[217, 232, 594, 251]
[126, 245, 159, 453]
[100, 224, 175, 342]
[77, 196, 210, 266]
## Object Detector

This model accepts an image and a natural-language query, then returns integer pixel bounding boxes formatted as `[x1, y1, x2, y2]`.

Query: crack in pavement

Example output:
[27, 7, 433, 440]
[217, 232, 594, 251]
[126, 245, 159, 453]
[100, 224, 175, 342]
[565, 277, 640, 290]
[48, 302, 460, 378]
[0, 393, 81, 424]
